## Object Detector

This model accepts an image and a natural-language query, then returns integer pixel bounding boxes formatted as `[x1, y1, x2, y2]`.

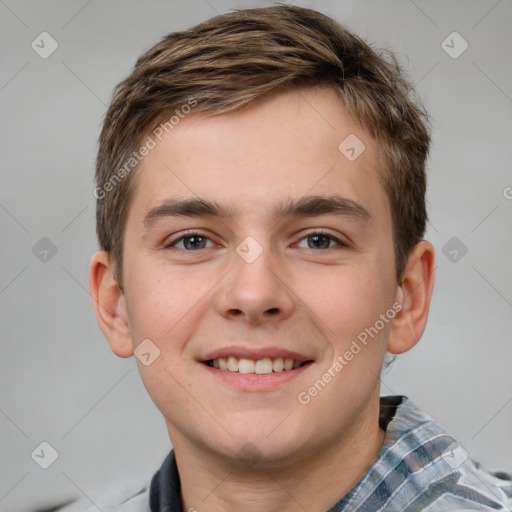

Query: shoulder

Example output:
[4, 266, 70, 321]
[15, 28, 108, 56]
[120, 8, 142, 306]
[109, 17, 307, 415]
[56, 479, 150, 512]
[389, 396, 512, 510]
[340, 396, 512, 511]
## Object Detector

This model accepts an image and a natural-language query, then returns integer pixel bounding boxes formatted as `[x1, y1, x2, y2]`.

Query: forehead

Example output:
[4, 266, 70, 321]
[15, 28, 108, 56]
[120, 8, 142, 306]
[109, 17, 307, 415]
[128, 87, 390, 229]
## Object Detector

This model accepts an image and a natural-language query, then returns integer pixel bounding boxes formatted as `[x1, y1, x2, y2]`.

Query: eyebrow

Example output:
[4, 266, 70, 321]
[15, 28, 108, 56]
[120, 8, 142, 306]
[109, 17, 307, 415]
[142, 194, 371, 230]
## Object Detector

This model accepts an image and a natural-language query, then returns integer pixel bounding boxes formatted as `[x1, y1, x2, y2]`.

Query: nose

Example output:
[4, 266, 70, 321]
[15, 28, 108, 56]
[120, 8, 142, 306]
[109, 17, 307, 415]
[214, 242, 295, 325]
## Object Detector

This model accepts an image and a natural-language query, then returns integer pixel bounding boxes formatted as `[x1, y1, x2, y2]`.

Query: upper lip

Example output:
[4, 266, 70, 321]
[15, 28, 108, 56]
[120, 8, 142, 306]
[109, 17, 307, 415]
[201, 346, 314, 363]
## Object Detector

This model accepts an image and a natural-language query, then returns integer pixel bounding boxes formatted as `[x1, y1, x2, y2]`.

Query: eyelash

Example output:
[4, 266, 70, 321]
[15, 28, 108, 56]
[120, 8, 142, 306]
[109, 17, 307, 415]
[163, 230, 349, 251]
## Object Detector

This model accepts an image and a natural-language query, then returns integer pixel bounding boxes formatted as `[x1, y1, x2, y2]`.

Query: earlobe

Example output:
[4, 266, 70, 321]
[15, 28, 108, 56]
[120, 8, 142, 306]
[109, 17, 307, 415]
[89, 251, 134, 358]
[387, 241, 435, 355]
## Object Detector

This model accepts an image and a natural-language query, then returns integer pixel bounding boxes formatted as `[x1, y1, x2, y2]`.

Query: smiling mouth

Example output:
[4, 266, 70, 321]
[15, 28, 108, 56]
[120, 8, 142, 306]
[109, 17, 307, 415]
[203, 356, 313, 374]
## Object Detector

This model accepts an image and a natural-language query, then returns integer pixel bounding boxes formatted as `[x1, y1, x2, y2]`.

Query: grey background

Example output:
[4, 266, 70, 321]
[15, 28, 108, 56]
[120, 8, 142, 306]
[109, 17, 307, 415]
[1, 0, 511, 510]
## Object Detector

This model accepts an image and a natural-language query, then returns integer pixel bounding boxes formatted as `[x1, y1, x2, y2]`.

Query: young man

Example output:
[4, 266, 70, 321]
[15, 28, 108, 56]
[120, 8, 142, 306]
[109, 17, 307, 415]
[74, 5, 511, 511]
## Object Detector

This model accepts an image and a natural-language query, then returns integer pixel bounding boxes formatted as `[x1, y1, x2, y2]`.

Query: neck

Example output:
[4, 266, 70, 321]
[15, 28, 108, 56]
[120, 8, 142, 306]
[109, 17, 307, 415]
[170, 395, 385, 512]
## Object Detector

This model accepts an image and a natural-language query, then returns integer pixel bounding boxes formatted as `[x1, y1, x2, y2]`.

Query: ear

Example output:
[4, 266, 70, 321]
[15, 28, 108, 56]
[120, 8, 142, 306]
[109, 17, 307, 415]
[89, 251, 134, 358]
[387, 241, 435, 354]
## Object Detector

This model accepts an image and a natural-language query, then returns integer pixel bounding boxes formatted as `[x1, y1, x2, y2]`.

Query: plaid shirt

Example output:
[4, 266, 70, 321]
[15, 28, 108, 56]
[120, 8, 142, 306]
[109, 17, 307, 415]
[61, 395, 512, 511]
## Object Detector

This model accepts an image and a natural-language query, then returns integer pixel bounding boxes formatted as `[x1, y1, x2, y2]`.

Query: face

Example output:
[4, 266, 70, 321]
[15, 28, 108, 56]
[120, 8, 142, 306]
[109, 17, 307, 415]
[118, 87, 400, 466]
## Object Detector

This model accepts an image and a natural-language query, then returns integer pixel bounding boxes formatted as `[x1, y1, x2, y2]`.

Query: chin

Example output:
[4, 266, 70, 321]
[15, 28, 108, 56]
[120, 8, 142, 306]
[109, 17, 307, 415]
[204, 417, 313, 469]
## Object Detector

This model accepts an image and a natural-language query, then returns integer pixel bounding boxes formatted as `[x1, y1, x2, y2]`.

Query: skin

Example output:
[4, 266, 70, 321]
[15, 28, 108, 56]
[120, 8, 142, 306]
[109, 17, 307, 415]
[90, 86, 435, 512]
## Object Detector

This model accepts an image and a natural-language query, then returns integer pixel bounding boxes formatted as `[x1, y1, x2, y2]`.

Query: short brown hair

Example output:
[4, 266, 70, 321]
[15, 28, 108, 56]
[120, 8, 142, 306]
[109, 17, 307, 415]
[95, 4, 430, 289]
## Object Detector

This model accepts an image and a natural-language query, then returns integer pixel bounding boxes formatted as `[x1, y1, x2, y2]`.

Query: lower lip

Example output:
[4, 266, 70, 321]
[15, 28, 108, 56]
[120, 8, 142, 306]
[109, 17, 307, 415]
[201, 362, 313, 392]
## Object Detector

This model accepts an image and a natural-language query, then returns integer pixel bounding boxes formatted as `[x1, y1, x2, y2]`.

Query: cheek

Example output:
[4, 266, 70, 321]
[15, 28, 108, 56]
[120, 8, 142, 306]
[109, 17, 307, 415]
[125, 261, 213, 345]
[301, 266, 391, 341]
[125, 266, 212, 407]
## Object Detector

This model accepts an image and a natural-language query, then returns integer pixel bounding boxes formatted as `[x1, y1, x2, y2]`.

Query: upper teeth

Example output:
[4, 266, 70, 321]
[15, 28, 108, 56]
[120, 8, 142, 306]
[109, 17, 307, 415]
[210, 356, 301, 374]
